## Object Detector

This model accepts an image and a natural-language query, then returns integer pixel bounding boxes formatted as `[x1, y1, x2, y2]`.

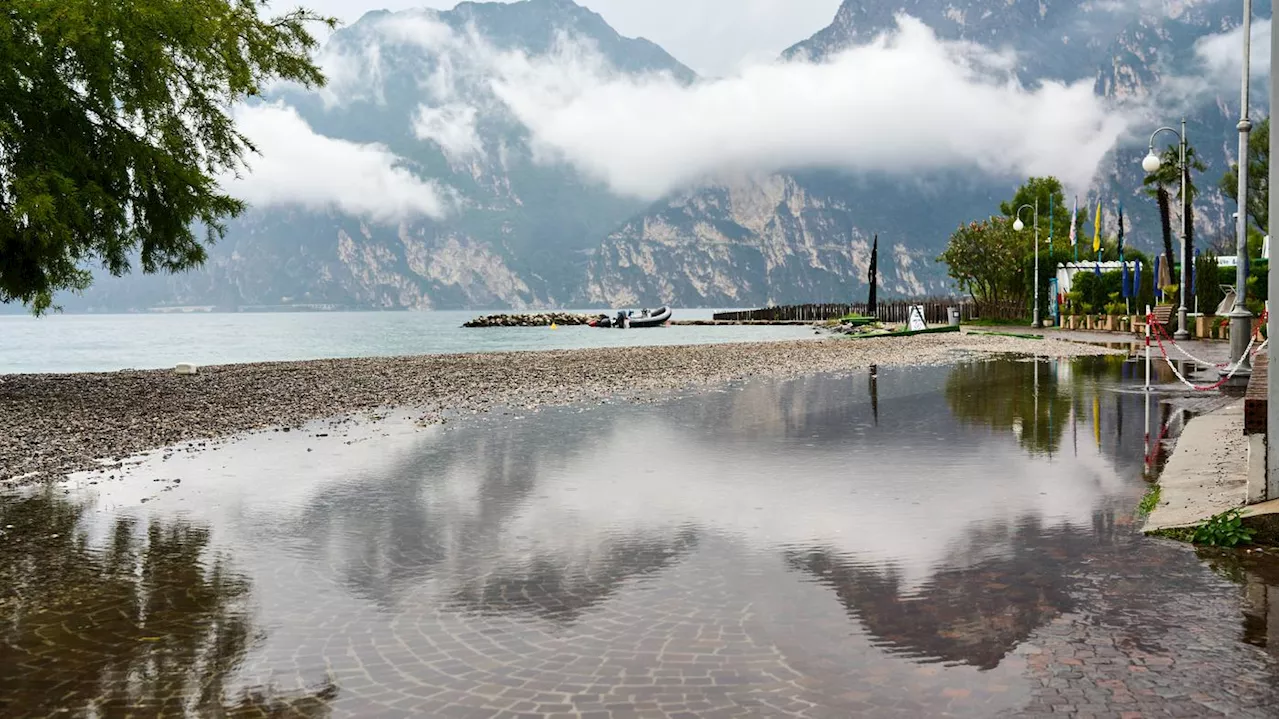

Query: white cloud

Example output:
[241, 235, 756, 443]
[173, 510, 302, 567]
[412, 103, 485, 161]
[298, 0, 842, 77]
[1193, 16, 1272, 83]
[225, 103, 452, 221]
[483, 15, 1128, 200]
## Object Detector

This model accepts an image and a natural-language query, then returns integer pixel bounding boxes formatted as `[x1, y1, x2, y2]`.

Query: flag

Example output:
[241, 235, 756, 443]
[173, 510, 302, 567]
[1119, 204, 1129, 298]
[1135, 260, 1142, 301]
[1069, 195, 1078, 262]
[1117, 203, 1125, 253]
[1154, 255, 1162, 299]
[1092, 201, 1102, 253]
[1192, 247, 1199, 295]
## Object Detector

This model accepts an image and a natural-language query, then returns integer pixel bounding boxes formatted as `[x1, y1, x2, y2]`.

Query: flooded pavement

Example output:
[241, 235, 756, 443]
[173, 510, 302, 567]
[1, 356, 1275, 718]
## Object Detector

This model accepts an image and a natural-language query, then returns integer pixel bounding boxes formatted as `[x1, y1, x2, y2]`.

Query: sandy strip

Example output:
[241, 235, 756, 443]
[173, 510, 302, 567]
[0, 334, 1121, 484]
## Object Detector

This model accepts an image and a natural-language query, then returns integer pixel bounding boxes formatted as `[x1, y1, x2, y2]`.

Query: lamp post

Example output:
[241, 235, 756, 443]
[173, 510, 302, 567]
[1142, 120, 1191, 340]
[1014, 200, 1039, 328]
[1225, 0, 1254, 373]
[1267, 0, 1277, 502]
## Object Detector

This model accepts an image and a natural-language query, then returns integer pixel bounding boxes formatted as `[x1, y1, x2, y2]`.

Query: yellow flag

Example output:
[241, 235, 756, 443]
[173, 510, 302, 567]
[1092, 201, 1102, 253]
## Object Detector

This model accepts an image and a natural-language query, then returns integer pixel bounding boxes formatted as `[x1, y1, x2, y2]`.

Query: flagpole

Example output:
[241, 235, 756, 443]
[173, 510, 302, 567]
[1048, 193, 1054, 324]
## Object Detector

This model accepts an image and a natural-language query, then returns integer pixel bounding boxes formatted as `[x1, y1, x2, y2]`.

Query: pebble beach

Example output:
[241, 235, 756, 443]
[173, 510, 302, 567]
[0, 333, 1122, 485]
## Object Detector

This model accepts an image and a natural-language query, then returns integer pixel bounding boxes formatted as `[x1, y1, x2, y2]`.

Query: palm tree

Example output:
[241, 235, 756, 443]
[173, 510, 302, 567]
[1143, 143, 1205, 303]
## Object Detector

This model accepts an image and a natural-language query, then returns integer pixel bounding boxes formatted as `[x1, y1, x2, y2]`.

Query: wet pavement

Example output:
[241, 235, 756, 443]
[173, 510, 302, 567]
[0, 355, 1275, 718]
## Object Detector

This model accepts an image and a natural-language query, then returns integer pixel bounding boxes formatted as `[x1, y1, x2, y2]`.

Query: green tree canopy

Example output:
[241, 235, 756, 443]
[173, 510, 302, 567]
[998, 176, 1084, 245]
[937, 216, 1028, 314]
[1218, 116, 1269, 235]
[0, 0, 335, 313]
[1143, 143, 1206, 201]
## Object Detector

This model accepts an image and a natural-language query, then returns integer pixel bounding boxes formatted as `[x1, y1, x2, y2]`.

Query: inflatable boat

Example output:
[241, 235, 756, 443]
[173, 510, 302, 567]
[588, 306, 672, 328]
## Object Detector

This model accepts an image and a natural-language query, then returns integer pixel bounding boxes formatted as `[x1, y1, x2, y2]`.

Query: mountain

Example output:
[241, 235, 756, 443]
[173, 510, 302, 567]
[587, 0, 1265, 308]
[61, 0, 694, 312]
[45, 0, 1268, 313]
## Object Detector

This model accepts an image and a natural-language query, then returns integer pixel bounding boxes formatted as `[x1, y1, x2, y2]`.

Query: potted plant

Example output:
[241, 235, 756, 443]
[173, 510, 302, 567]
[1195, 313, 1216, 338]
[1080, 302, 1095, 330]
[1064, 291, 1083, 330]
[1104, 293, 1125, 331]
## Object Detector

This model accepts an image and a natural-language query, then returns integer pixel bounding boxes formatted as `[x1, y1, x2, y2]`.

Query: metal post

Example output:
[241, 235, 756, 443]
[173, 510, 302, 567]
[1267, 6, 1277, 500]
[1034, 197, 1041, 328]
[1176, 119, 1191, 339]
[1227, 0, 1254, 371]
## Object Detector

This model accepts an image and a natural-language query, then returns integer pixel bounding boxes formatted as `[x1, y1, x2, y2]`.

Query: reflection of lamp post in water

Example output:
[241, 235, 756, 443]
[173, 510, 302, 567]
[1013, 200, 1040, 328]
[868, 365, 878, 426]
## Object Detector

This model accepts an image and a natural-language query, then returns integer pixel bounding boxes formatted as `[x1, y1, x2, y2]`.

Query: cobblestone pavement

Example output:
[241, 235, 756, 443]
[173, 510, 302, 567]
[0, 360, 1275, 718]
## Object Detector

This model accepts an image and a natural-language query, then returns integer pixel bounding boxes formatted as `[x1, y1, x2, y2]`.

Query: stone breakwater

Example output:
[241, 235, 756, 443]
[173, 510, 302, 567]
[463, 312, 595, 327]
[0, 334, 1122, 485]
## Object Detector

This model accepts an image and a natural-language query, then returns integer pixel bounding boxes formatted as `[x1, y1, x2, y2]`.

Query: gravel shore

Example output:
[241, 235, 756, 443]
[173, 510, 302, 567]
[1, 334, 1121, 484]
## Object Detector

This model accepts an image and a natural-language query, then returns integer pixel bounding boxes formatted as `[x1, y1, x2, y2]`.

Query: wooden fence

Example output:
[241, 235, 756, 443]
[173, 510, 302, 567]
[713, 299, 978, 324]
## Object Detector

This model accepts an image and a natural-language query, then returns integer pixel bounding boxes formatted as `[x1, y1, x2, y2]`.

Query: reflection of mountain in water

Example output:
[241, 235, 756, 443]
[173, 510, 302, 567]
[295, 429, 554, 608]
[447, 526, 699, 623]
[0, 489, 336, 718]
[786, 510, 1124, 670]
[295, 423, 703, 623]
[278, 358, 1156, 642]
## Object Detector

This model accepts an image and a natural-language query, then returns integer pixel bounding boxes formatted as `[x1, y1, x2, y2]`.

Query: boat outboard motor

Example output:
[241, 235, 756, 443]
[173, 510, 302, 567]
[616, 310, 627, 328]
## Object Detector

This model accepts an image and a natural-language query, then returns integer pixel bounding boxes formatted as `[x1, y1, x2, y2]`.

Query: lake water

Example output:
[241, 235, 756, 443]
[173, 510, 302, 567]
[1, 356, 1274, 718]
[0, 309, 818, 374]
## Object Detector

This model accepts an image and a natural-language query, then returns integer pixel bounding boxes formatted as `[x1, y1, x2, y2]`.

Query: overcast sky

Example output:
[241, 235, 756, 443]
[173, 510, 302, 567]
[295, 0, 844, 76]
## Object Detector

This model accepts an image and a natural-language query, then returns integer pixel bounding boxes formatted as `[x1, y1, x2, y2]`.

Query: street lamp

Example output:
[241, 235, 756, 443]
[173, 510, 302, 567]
[1225, 0, 1254, 373]
[1142, 119, 1191, 340]
[1014, 200, 1040, 328]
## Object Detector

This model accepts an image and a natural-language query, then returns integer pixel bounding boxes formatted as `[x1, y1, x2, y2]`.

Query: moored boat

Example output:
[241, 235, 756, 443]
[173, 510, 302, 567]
[587, 306, 672, 328]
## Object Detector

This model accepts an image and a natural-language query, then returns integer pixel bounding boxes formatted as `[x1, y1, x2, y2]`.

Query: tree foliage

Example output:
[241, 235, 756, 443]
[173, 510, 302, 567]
[937, 216, 1028, 313]
[998, 176, 1084, 251]
[1219, 116, 1270, 235]
[0, 0, 336, 312]
[1142, 142, 1205, 309]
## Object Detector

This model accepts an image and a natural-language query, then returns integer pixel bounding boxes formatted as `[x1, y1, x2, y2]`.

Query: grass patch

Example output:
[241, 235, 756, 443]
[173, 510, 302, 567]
[961, 317, 1031, 327]
[1150, 526, 1197, 542]
[1149, 508, 1258, 547]
[969, 331, 1045, 340]
[836, 314, 876, 326]
[1137, 483, 1161, 516]
[843, 325, 961, 340]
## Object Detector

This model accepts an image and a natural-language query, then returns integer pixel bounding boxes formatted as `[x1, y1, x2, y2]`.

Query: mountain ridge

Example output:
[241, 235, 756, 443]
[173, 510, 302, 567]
[35, 0, 1268, 313]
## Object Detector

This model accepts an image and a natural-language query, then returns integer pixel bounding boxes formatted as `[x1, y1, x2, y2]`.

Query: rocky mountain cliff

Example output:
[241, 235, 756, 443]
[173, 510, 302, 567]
[587, 0, 1264, 308]
[49, 0, 1268, 312]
